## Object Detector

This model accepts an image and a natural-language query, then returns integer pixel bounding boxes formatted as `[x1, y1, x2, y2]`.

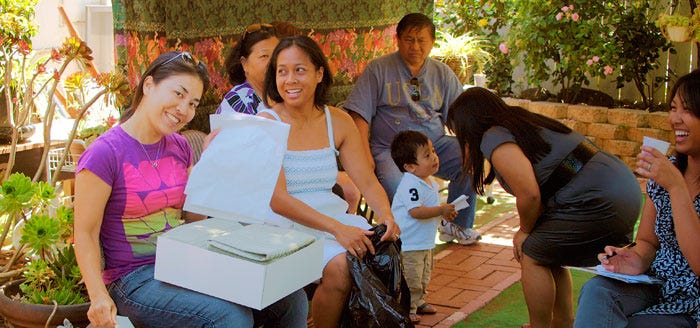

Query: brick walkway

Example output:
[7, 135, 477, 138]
[416, 210, 522, 328]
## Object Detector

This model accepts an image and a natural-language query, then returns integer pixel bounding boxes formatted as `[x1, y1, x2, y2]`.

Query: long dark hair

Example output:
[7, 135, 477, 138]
[121, 51, 210, 123]
[263, 35, 333, 109]
[225, 24, 278, 85]
[668, 69, 700, 173]
[445, 87, 572, 194]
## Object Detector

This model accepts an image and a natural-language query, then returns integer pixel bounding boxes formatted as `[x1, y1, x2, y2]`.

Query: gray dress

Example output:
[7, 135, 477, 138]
[481, 126, 641, 266]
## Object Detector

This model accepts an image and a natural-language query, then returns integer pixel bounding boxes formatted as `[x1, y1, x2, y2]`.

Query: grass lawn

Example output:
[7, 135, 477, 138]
[455, 270, 596, 327]
[453, 193, 644, 327]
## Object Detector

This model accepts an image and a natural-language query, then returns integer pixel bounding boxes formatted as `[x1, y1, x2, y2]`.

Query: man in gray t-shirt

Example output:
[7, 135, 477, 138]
[344, 13, 480, 244]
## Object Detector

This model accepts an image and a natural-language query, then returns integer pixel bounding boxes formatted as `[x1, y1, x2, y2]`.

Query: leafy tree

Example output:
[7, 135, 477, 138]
[434, 0, 515, 95]
[613, 1, 673, 110]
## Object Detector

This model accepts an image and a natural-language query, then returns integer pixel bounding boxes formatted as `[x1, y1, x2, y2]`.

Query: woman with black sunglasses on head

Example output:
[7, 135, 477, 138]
[217, 23, 281, 115]
[218, 23, 361, 214]
[73, 51, 308, 328]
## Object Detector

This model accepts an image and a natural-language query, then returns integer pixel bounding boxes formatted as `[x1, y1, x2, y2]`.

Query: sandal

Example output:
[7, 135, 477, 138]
[417, 302, 438, 314]
[409, 313, 421, 323]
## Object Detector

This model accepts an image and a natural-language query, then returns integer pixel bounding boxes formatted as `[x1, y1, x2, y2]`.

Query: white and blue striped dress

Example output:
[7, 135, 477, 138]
[260, 106, 371, 266]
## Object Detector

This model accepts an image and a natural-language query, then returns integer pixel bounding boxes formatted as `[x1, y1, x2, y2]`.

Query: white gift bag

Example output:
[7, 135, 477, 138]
[184, 113, 290, 223]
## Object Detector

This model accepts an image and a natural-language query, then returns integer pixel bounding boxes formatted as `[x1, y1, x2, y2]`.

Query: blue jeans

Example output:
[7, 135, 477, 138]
[109, 265, 308, 328]
[574, 276, 696, 328]
[373, 133, 476, 229]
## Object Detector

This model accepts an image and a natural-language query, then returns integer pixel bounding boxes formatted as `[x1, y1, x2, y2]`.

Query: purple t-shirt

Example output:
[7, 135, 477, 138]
[76, 126, 192, 284]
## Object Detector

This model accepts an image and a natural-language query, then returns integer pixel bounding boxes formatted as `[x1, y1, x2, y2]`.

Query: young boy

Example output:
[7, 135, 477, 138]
[390, 130, 458, 324]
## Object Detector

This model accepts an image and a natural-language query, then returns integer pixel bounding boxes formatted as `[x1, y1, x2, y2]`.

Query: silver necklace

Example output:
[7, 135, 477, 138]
[139, 139, 162, 168]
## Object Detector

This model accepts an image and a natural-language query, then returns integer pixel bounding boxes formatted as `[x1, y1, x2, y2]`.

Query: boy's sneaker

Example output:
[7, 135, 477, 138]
[438, 220, 481, 245]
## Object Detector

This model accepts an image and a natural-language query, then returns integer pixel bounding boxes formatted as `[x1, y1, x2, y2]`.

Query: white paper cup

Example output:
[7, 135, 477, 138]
[473, 73, 487, 88]
[642, 136, 670, 155]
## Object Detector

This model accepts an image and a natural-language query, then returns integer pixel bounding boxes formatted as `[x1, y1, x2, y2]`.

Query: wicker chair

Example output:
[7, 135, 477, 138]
[180, 129, 208, 165]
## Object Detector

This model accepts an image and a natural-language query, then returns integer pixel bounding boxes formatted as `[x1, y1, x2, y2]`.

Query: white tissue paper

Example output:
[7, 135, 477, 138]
[450, 194, 470, 211]
[184, 113, 290, 223]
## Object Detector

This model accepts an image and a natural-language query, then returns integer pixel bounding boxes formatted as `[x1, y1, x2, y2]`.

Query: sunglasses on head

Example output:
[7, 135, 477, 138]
[409, 77, 421, 101]
[148, 51, 207, 78]
[160, 52, 200, 67]
[242, 23, 275, 40]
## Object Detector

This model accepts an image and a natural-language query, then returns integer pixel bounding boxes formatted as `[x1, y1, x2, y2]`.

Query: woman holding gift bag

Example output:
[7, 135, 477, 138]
[217, 22, 361, 214]
[258, 35, 402, 328]
[445, 87, 641, 328]
[73, 51, 308, 328]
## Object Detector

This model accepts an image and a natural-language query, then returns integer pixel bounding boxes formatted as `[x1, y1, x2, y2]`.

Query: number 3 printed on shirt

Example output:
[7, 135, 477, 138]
[409, 188, 419, 201]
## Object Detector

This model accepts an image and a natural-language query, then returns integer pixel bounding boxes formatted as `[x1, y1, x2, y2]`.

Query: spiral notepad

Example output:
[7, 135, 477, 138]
[208, 224, 316, 262]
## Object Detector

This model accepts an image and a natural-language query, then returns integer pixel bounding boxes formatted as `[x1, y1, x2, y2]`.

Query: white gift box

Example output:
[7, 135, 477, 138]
[155, 218, 323, 310]
[155, 113, 323, 310]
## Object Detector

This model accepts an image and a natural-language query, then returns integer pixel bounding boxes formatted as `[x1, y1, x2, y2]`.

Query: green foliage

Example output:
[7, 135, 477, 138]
[656, 13, 691, 27]
[614, 2, 673, 110]
[20, 213, 61, 259]
[76, 123, 111, 147]
[507, 1, 620, 101]
[1, 0, 128, 183]
[0, 173, 36, 217]
[691, 8, 700, 39]
[20, 245, 86, 305]
[435, 0, 674, 105]
[434, 0, 515, 95]
[0, 0, 38, 45]
[0, 173, 85, 306]
[432, 31, 492, 78]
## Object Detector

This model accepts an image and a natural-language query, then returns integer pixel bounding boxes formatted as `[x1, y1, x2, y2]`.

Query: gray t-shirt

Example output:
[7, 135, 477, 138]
[344, 52, 462, 148]
[480, 125, 584, 194]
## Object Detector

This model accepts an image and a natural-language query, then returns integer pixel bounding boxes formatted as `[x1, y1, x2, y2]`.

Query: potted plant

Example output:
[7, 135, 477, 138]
[431, 31, 492, 85]
[0, 173, 90, 328]
[0, 1, 127, 326]
[1, 0, 128, 184]
[656, 13, 693, 42]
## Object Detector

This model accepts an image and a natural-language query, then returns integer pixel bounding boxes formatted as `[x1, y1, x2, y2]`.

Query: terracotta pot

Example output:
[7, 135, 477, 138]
[0, 279, 90, 328]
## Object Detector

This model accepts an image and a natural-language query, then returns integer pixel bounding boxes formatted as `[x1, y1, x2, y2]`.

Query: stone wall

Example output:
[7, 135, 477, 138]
[503, 98, 672, 171]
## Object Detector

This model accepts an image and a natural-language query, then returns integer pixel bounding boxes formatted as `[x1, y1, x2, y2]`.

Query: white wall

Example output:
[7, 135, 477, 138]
[32, 0, 114, 73]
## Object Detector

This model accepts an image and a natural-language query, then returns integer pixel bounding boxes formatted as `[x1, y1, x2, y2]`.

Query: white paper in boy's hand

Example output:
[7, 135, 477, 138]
[450, 194, 470, 211]
[642, 136, 670, 155]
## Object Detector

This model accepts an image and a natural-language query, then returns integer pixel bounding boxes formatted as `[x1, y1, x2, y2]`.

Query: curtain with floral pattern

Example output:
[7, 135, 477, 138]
[111, 0, 432, 131]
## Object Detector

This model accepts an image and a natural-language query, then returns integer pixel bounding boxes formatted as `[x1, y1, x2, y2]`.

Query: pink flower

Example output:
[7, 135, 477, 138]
[571, 13, 580, 21]
[593, 56, 600, 63]
[18, 40, 31, 55]
[604, 65, 613, 75]
[556, 12, 563, 21]
[561, 6, 569, 12]
[499, 43, 508, 54]
[586, 59, 593, 66]
[51, 49, 61, 61]
[569, 5, 574, 10]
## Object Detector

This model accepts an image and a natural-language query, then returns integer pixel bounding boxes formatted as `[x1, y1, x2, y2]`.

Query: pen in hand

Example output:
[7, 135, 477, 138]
[602, 242, 636, 261]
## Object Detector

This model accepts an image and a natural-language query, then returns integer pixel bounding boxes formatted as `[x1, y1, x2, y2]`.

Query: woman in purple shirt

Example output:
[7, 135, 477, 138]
[74, 51, 307, 328]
